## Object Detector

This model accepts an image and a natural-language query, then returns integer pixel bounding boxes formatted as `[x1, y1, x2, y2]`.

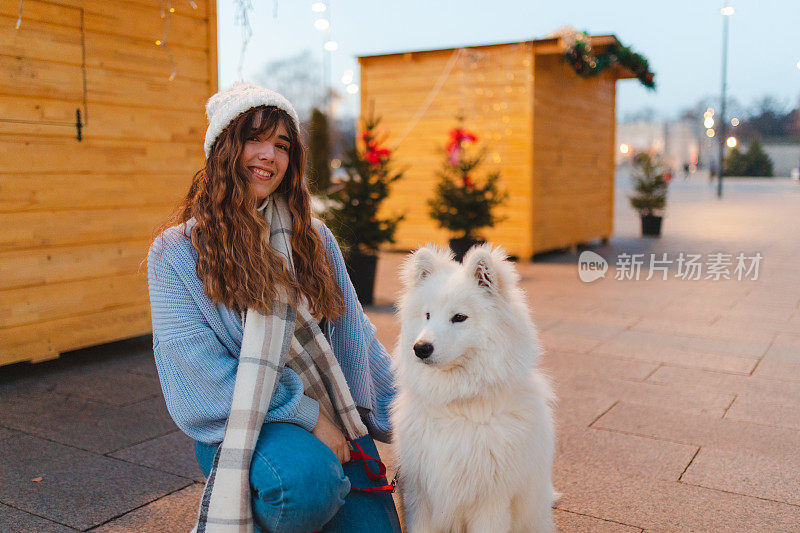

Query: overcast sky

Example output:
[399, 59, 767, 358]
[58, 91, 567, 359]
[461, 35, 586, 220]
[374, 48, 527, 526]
[216, 0, 800, 121]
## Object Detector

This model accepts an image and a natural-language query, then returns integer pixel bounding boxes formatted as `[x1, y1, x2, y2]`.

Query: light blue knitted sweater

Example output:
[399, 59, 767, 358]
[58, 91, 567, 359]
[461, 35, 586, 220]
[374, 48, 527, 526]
[147, 217, 396, 444]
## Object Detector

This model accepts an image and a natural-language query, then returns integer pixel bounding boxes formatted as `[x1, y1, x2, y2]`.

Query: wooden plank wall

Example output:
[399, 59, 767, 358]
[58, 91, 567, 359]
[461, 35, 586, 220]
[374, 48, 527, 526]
[531, 52, 615, 253]
[359, 43, 535, 258]
[0, 0, 217, 365]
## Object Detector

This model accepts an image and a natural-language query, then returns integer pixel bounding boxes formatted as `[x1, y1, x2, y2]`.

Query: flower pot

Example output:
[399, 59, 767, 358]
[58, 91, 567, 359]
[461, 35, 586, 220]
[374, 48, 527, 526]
[345, 253, 378, 305]
[449, 237, 485, 263]
[640, 214, 662, 237]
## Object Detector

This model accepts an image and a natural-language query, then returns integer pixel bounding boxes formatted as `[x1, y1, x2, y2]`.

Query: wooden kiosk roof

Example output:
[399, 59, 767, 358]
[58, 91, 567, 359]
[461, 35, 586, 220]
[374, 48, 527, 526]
[358, 34, 638, 80]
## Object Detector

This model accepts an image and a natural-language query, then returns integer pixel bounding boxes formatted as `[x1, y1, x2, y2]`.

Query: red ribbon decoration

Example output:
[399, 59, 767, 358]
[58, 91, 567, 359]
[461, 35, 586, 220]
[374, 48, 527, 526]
[447, 127, 478, 165]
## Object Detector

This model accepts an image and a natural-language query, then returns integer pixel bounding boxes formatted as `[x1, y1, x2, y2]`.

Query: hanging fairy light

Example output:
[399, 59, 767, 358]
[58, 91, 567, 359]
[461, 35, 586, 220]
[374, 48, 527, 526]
[235, 0, 254, 79]
[341, 70, 353, 84]
[15, 0, 23, 29]
[156, 0, 178, 80]
[314, 18, 330, 30]
[153, 0, 199, 80]
[311, 1, 327, 12]
[346, 83, 359, 94]
[323, 40, 338, 52]
[14, 0, 198, 80]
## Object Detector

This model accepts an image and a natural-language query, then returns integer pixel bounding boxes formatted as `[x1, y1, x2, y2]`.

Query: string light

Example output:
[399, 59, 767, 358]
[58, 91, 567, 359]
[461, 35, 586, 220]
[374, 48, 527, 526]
[152, 1, 200, 80]
[323, 40, 338, 52]
[157, 0, 177, 80]
[15, 0, 23, 29]
[390, 48, 465, 149]
[314, 18, 330, 31]
[235, 0, 254, 79]
[311, 1, 327, 12]
[346, 83, 359, 94]
[14, 0, 197, 79]
[457, 42, 532, 168]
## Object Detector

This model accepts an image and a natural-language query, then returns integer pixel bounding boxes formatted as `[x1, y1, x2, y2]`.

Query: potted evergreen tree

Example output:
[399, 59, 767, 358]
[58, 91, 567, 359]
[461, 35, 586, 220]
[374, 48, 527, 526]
[724, 137, 774, 177]
[322, 111, 403, 305]
[307, 107, 332, 195]
[428, 123, 507, 261]
[629, 152, 670, 237]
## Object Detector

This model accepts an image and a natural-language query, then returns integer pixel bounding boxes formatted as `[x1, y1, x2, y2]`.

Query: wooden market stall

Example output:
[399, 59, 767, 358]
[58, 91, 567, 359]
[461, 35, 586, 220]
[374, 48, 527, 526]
[0, 0, 217, 366]
[358, 34, 640, 258]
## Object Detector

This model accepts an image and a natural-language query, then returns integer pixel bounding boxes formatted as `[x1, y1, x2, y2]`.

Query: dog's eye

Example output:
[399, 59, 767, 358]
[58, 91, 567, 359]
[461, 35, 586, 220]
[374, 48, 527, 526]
[451, 313, 468, 323]
[425, 312, 430, 320]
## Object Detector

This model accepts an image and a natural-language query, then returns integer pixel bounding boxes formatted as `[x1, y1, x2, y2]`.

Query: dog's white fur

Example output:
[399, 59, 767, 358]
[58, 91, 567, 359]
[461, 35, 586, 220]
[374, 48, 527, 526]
[391, 244, 555, 533]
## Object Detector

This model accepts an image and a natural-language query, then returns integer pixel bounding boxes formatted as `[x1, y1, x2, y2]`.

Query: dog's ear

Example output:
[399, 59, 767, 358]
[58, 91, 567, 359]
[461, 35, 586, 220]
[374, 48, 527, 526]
[401, 245, 453, 287]
[462, 243, 517, 296]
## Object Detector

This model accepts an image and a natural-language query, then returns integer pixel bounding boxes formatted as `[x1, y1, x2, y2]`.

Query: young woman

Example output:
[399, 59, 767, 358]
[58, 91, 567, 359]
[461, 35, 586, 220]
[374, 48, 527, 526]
[147, 82, 401, 533]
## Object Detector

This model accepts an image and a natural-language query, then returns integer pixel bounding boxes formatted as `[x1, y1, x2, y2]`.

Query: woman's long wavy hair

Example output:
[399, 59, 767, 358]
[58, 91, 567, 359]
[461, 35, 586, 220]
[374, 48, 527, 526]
[151, 105, 344, 320]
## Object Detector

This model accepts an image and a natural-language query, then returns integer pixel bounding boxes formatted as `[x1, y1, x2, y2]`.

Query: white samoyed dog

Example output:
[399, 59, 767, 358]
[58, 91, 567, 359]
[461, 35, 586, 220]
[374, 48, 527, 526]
[391, 244, 556, 533]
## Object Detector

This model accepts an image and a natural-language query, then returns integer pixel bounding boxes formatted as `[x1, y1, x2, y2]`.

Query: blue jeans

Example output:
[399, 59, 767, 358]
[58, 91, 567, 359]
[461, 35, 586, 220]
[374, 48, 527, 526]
[195, 422, 401, 533]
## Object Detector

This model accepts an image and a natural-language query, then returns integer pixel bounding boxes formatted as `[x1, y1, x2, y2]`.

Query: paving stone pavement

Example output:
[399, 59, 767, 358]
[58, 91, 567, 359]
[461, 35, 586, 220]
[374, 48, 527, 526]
[1, 176, 798, 531]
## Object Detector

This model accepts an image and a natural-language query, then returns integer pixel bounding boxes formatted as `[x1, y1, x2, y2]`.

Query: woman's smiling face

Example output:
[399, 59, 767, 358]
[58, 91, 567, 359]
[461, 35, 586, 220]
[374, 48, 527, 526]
[239, 113, 291, 202]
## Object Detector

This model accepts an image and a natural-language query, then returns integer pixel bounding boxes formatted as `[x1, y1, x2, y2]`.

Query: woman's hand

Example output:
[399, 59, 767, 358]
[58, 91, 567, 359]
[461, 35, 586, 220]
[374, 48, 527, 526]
[312, 413, 351, 464]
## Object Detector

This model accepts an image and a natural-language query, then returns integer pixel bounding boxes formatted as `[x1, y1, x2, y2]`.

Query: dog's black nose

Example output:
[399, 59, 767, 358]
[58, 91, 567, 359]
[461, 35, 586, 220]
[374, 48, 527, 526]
[413, 342, 434, 359]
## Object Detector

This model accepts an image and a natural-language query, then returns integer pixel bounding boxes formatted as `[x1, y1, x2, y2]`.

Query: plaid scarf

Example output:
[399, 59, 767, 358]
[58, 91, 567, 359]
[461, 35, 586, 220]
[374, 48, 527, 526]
[194, 195, 368, 533]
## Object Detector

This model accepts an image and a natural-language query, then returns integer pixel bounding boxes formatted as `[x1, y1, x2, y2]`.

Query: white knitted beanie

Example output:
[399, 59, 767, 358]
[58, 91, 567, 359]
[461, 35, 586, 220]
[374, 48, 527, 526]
[204, 81, 300, 157]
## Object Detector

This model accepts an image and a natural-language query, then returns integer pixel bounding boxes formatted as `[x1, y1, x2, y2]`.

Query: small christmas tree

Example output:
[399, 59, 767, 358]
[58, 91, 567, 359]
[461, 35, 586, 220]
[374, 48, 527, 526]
[724, 138, 774, 177]
[723, 146, 747, 176]
[323, 111, 403, 258]
[428, 124, 507, 242]
[742, 137, 774, 177]
[629, 152, 669, 216]
[307, 108, 332, 195]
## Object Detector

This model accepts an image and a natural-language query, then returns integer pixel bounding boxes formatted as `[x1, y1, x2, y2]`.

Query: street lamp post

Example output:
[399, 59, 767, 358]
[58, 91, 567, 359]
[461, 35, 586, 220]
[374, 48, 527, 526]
[312, 2, 334, 117]
[717, 1, 733, 198]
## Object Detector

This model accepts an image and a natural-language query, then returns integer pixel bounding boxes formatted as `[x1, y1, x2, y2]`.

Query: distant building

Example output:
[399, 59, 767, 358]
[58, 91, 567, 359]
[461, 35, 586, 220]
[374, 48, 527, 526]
[616, 119, 703, 171]
[761, 141, 800, 176]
